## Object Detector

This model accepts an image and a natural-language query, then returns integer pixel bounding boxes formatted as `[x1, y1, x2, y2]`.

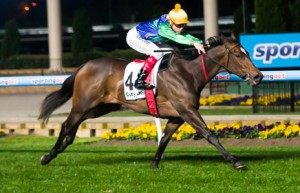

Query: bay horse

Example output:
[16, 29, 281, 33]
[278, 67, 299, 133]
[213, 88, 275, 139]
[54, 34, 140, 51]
[39, 35, 263, 169]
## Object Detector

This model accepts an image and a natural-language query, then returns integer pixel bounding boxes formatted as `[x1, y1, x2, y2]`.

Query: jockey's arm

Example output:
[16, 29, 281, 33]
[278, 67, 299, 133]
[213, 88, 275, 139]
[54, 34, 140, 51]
[158, 23, 203, 46]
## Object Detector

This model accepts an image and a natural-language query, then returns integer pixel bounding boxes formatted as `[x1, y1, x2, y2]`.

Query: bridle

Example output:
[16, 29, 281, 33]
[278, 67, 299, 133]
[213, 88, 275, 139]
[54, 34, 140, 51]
[204, 43, 241, 72]
[201, 43, 242, 81]
[155, 43, 243, 81]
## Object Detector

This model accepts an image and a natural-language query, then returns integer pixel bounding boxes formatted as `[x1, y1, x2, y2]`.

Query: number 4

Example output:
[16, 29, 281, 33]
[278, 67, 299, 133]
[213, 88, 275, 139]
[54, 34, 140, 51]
[125, 72, 134, 90]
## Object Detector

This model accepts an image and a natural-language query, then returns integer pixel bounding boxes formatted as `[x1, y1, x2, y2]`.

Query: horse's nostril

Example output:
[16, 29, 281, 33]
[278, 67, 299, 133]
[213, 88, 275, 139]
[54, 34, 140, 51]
[254, 74, 262, 82]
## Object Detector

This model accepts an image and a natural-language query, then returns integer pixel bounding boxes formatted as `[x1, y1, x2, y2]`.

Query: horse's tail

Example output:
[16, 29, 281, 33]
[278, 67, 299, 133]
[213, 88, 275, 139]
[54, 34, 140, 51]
[38, 66, 83, 124]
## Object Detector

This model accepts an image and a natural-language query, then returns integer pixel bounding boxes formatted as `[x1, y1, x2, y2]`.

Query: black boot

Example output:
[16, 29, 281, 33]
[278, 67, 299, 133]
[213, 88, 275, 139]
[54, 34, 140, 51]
[135, 69, 155, 89]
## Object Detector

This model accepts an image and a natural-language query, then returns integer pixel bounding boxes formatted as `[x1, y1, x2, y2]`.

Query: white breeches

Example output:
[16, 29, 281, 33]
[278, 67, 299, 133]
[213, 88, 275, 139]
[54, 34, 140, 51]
[126, 27, 165, 60]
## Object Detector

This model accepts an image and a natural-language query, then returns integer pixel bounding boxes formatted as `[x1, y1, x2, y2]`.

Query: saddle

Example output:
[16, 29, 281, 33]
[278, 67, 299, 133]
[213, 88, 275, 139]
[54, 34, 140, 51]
[123, 54, 173, 117]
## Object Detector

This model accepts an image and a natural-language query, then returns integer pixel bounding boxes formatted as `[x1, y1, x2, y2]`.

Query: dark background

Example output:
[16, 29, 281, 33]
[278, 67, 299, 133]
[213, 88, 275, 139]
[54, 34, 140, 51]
[0, 0, 254, 28]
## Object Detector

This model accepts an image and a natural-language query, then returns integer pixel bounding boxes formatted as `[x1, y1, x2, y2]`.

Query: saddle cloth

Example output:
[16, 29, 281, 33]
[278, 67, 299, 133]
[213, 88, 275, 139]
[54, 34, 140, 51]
[123, 59, 161, 100]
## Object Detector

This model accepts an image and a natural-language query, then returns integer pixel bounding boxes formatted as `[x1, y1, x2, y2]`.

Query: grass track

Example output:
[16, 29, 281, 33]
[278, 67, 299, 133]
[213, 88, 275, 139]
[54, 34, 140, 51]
[54, 106, 299, 118]
[1, 136, 300, 193]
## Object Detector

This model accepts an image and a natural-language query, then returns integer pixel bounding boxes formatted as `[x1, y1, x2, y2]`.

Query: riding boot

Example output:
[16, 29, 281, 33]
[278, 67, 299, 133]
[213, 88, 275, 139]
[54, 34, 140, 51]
[135, 56, 158, 89]
[135, 70, 153, 89]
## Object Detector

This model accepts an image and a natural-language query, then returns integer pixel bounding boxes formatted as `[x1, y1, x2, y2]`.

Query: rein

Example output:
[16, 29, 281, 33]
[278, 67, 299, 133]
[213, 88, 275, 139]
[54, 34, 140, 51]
[154, 43, 241, 81]
[201, 54, 209, 81]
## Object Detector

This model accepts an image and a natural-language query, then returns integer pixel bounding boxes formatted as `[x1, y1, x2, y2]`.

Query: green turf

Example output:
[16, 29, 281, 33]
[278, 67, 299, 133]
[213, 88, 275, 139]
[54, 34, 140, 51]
[103, 108, 297, 116]
[52, 107, 298, 118]
[1, 136, 300, 193]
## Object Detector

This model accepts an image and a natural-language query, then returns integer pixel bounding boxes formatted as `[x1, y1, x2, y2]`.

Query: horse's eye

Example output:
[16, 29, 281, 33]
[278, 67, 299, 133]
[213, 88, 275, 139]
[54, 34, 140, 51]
[235, 54, 242, 59]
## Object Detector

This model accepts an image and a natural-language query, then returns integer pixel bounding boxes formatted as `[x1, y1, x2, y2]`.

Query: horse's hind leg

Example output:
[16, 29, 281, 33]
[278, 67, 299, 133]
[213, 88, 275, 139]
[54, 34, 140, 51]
[56, 104, 122, 153]
[151, 118, 184, 168]
[56, 121, 81, 154]
[41, 104, 122, 165]
[41, 109, 83, 165]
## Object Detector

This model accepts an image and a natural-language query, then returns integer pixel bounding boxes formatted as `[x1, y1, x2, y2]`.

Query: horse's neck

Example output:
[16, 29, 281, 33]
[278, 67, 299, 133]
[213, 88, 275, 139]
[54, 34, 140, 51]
[173, 56, 214, 92]
[204, 58, 222, 79]
[166, 55, 221, 93]
[202, 48, 225, 80]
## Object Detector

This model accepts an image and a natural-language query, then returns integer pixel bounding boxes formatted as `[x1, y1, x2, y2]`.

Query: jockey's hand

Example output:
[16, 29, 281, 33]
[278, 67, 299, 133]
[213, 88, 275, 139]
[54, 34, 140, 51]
[193, 42, 206, 54]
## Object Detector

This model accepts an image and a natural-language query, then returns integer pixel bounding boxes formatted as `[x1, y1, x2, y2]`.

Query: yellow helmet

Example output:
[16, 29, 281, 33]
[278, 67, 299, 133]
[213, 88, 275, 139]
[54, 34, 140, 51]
[167, 3, 189, 24]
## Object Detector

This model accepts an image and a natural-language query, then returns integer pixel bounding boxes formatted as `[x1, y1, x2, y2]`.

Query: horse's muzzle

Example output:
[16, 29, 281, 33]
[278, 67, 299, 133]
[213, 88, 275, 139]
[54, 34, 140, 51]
[243, 72, 263, 86]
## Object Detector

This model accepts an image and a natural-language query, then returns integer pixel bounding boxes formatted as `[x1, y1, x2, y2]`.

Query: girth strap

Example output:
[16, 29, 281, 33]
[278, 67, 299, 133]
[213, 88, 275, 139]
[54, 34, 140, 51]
[145, 72, 159, 117]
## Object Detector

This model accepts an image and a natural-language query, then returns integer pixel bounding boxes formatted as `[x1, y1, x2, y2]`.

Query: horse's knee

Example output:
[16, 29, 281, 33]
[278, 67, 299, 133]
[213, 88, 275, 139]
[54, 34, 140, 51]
[207, 134, 219, 145]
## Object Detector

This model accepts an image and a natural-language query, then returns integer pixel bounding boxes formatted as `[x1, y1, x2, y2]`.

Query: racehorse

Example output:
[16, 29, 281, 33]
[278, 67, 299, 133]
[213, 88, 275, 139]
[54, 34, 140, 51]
[38, 34, 263, 169]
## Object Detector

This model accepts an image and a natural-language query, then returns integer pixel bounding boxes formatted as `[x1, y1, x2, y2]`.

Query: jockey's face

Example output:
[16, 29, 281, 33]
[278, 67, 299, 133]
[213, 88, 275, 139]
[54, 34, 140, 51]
[171, 23, 186, 34]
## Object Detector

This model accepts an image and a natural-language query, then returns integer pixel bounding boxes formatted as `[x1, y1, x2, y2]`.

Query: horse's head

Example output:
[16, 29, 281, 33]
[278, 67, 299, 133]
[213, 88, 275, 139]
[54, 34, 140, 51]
[206, 34, 263, 86]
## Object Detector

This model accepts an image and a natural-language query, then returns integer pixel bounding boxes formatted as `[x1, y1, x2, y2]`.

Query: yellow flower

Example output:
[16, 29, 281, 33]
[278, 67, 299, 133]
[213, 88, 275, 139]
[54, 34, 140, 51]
[245, 98, 252, 105]
[101, 132, 111, 140]
[291, 125, 300, 133]
[258, 131, 268, 139]
[214, 124, 227, 131]
[230, 123, 241, 130]
[284, 129, 291, 137]
[142, 133, 148, 139]
[172, 133, 177, 139]
[176, 133, 182, 141]
[199, 98, 207, 106]
[150, 132, 157, 137]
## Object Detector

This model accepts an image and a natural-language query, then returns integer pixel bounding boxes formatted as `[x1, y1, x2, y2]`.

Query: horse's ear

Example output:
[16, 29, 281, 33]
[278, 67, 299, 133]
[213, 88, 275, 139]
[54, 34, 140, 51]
[230, 32, 237, 41]
[220, 34, 228, 42]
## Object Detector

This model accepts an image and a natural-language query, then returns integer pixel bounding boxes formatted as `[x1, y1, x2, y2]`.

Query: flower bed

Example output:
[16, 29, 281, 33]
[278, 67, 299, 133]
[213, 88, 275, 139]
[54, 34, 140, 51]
[0, 129, 5, 137]
[199, 94, 300, 106]
[101, 122, 300, 141]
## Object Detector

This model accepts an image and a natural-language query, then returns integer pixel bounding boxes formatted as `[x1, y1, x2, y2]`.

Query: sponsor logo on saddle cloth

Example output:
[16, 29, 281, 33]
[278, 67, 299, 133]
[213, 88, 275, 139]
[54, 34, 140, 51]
[123, 59, 161, 100]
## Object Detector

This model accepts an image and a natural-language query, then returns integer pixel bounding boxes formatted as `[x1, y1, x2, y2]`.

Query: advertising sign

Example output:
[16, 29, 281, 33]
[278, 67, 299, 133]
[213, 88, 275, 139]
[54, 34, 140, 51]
[0, 75, 69, 87]
[240, 33, 300, 69]
[211, 71, 300, 82]
[2, 72, 300, 88]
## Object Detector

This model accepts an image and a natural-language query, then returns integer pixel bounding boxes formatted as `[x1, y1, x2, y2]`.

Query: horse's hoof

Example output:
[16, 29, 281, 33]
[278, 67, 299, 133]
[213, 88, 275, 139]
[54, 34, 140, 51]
[150, 163, 159, 169]
[40, 155, 52, 165]
[234, 161, 246, 169]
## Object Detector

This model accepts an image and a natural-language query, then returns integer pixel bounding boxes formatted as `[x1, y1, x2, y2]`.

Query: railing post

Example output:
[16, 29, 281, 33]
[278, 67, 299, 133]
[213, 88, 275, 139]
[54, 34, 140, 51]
[290, 82, 295, 112]
[252, 85, 258, 114]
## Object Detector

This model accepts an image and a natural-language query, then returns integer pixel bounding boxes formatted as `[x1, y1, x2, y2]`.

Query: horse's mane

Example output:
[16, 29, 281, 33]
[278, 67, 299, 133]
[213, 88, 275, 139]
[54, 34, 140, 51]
[173, 47, 199, 60]
[207, 36, 223, 48]
[173, 35, 224, 60]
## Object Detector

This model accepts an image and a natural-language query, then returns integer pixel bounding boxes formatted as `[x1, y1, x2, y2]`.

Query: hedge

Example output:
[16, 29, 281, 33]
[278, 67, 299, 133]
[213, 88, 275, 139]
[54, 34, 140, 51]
[0, 49, 145, 69]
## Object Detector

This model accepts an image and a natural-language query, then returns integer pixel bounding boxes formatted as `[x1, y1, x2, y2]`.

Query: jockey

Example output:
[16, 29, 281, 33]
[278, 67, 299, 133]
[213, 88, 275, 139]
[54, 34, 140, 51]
[126, 3, 206, 89]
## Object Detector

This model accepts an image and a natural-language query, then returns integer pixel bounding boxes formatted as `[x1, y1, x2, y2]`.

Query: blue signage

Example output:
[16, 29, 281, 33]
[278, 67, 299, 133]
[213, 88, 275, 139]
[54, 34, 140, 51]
[240, 33, 300, 69]
[0, 75, 69, 87]
[211, 71, 300, 82]
[1, 72, 300, 88]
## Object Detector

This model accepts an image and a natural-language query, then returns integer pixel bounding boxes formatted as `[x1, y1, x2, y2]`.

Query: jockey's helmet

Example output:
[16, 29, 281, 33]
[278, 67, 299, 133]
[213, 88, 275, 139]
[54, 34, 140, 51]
[167, 4, 189, 24]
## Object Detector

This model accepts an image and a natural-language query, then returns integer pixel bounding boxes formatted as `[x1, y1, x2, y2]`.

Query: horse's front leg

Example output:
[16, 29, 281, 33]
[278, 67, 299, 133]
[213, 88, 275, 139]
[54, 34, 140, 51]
[180, 108, 246, 169]
[206, 133, 245, 169]
[151, 118, 184, 169]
